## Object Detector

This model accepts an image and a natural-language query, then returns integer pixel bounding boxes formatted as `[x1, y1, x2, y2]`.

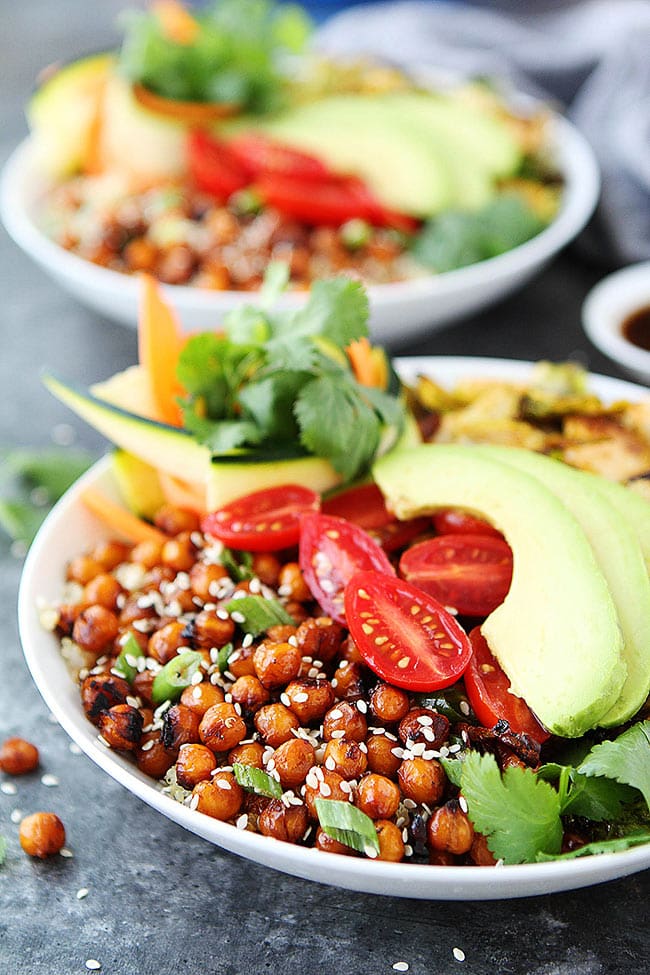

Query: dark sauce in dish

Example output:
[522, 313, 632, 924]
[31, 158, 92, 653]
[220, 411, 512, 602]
[622, 306, 650, 352]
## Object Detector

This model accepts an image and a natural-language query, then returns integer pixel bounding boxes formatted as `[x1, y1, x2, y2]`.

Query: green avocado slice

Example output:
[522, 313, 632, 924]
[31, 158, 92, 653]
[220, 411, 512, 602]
[373, 444, 626, 738]
[474, 445, 650, 728]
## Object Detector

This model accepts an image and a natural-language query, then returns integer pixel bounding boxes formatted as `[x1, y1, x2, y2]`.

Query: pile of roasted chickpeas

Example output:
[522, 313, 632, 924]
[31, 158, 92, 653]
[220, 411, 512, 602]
[0, 737, 66, 859]
[44, 500, 535, 866]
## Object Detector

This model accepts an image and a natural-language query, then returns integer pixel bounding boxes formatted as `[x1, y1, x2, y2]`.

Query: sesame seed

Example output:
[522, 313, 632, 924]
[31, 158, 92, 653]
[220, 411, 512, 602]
[189, 794, 200, 811]
[59, 847, 74, 858]
[140, 740, 155, 752]
[404, 844, 414, 857]
[453, 948, 466, 963]
[403, 798, 416, 809]
[85, 961, 101, 971]
[319, 783, 332, 797]
[356, 700, 368, 714]
[422, 728, 436, 742]
[10, 809, 22, 823]
[293, 693, 309, 704]
[328, 708, 343, 720]
[216, 608, 230, 620]
[417, 715, 433, 726]
[459, 700, 470, 716]
[330, 730, 345, 740]
[231, 612, 245, 624]
[280, 693, 291, 707]
[364, 845, 378, 859]
[236, 814, 248, 830]
[216, 779, 232, 790]
[242, 633, 253, 648]
[76, 888, 89, 900]
[324, 757, 336, 771]
[358, 742, 368, 754]
[390, 747, 405, 759]
[393, 963, 409, 972]
[1, 783, 17, 796]
[459, 796, 469, 814]
[339, 781, 352, 794]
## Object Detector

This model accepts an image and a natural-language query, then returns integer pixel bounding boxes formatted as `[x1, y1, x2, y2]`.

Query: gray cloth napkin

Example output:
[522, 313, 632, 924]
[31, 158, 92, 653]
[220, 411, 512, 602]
[316, 0, 650, 267]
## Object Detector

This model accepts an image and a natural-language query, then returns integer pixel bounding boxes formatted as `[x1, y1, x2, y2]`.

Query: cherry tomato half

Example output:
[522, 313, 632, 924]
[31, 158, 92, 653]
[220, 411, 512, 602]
[433, 509, 502, 539]
[322, 484, 429, 553]
[299, 513, 394, 623]
[255, 173, 377, 226]
[464, 628, 550, 742]
[344, 570, 472, 691]
[227, 134, 332, 182]
[201, 485, 320, 552]
[187, 130, 249, 201]
[399, 534, 513, 617]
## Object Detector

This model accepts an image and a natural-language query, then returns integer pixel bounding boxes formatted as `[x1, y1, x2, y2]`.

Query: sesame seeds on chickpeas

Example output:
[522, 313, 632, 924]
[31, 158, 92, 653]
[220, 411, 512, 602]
[47, 499, 526, 866]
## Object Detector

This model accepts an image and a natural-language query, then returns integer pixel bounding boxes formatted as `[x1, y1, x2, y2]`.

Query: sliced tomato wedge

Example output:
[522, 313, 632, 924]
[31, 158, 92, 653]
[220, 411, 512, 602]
[344, 570, 472, 691]
[227, 134, 332, 182]
[433, 509, 503, 539]
[201, 484, 320, 552]
[187, 130, 249, 201]
[400, 534, 513, 617]
[299, 513, 394, 623]
[465, 628, 550, 742]
[322, 484, 429, 553]
[255, 172, 373, 226]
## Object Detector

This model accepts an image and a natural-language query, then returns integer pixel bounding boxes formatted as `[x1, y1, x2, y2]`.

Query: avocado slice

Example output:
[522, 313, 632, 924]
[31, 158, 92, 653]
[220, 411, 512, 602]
[373, 444, 626, 737]
[245, 94, 456, 217]
[28, 52, 114, 177]
[112, 450, 166, 520]
[474, 445, 650, 728]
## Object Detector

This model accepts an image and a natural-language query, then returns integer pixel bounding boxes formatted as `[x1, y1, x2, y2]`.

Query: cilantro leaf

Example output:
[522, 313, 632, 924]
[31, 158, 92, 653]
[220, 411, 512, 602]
[440, 756, 464, 788]
[295, 374, 380, 481]
[579, 721, 650, 809]
[259, 261, 290, 307]
[264, 336, 319, 373]
[275, 279, 369, 347]
[536, 831, 650, 861]
[461, 751, 563, 863]
[221, 305, 271, 346]
[238, 372, 306, 442]
[177, 334, 231, 415]
[185, 416, 262, 454]
[538, 763, 636, 822]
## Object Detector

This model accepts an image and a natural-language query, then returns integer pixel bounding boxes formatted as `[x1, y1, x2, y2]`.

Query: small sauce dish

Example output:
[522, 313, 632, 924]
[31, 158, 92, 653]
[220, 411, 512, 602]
[582, 261, 650, 384]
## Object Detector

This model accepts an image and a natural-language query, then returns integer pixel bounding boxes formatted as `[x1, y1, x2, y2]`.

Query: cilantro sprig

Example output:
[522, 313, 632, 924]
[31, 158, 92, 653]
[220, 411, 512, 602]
[176, 268, 405, 482]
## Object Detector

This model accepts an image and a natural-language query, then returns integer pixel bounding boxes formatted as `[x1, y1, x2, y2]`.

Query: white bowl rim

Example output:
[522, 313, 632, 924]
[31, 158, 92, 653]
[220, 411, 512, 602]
[1, 111, 599, 317]
[582, 261, 650, 374]
[17, 355, 650, 900]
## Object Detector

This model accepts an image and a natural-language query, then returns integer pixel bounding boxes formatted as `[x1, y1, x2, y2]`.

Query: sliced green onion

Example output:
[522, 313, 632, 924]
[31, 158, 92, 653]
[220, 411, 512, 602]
[415, 688, 475, 724]
[221, 547, 254, 582]
[0, 835, 6, 866]
[223, 595, 295, 637]
[152, 650, 203, 705]
[315, 798, 380, 858]
[113, 633, 145, 684]
[233, 762, 282, 799]
[217, 641, 234, 675]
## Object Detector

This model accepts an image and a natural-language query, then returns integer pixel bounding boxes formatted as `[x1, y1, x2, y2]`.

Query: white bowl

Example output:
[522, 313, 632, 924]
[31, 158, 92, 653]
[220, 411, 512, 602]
[582, 261, 650, 384]
[17, 355, 650, 899]
[1, 115, 599, 345]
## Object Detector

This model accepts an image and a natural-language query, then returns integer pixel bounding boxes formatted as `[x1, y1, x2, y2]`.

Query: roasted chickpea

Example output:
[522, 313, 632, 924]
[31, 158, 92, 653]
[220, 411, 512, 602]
[284, 678, 335, 724]
[81, 674, 130, 724]
[322, 701, 367, 742]
[175, 743, 217, 788]
[278, 562, 311, 602]
[83, 573, 122, 611]
[119, 595, 157, 628]
[91, 540, 130, 571]
[72, 605, 119, 655]
[332, 661, 365, 700]
[296, 617, 345, 663]
[258, 799, 309, 843]
[124, 236, 158, 272]
[398, 708, 450, 750]
[161, 704, 201, 751]
[66, 555, 103, 585]
[271, 738, 315, 790]
[189, 562, 228, 602]
[130, 539, 164, 569]
[355, 774, 401, 820]
[338, 636, 364, 665]
[253, 641, 301, 689]
[99, 705, 143, 751]
[370, 683, 410, 724]
[154, 504, 201, 536]
[192, 610, 236, 650]
[161, 534, 195, 572]
[19, 812, 66, 858]
[315, 827, 354, 855]
[228, 741, 265, 769]
[193, 773, 243, 821]
[230, 675, 270, 716]
[265, 624, 297, 643]
[303, 769, 352, 820]
[375, 820, 405, 862]
[145, 565, 176, 589]
[251, 553, 282, 587]
[180, 681, 225, 717]
[366, 734, 401, 779]
[427, 799, 474, 855]
[323, 739, 367, 781]
[254, 703, 300, 747]
[398, 758, 446, 805]
[148, 621, 188, 665]
[56, 602, 88, 637]
[284, 600, 309, 623]
[227, 644, 257, 679]
[469, 833, 497, 866]
[199, 703, 247, 753]
[136, 732, 177, 778]
[0, 737, 39, 775]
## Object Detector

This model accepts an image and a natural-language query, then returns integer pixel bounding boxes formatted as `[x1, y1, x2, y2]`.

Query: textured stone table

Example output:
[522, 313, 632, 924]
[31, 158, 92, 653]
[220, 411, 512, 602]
[1, 4, 649, 974]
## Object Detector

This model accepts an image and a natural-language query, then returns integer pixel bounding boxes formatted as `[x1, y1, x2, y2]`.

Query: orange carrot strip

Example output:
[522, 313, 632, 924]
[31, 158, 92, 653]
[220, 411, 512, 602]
[81, 488, 168, 545]
[158, 471, 207, 514]
[347, 337, 384, 388]
[138, 274, 185, 428]
[152, 0, 199, 45]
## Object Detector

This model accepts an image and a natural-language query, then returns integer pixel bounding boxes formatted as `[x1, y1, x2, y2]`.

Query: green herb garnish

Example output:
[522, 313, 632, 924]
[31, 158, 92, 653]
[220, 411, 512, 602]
[220, 547, 254, 582]
[233, 762, 282, 799]
[315, 798, 380, 857]
[217, 641, 234, 675]
[113, 633, 145, 684]
[410, 194, 546, 273]
[223, 595, 295, 636]
[537, 832, 650, 861]
[0, 836, 6, 866]
[119, 0, 311, 112]
[152, 650, 203, 704]
[578, 721, 650, 808]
